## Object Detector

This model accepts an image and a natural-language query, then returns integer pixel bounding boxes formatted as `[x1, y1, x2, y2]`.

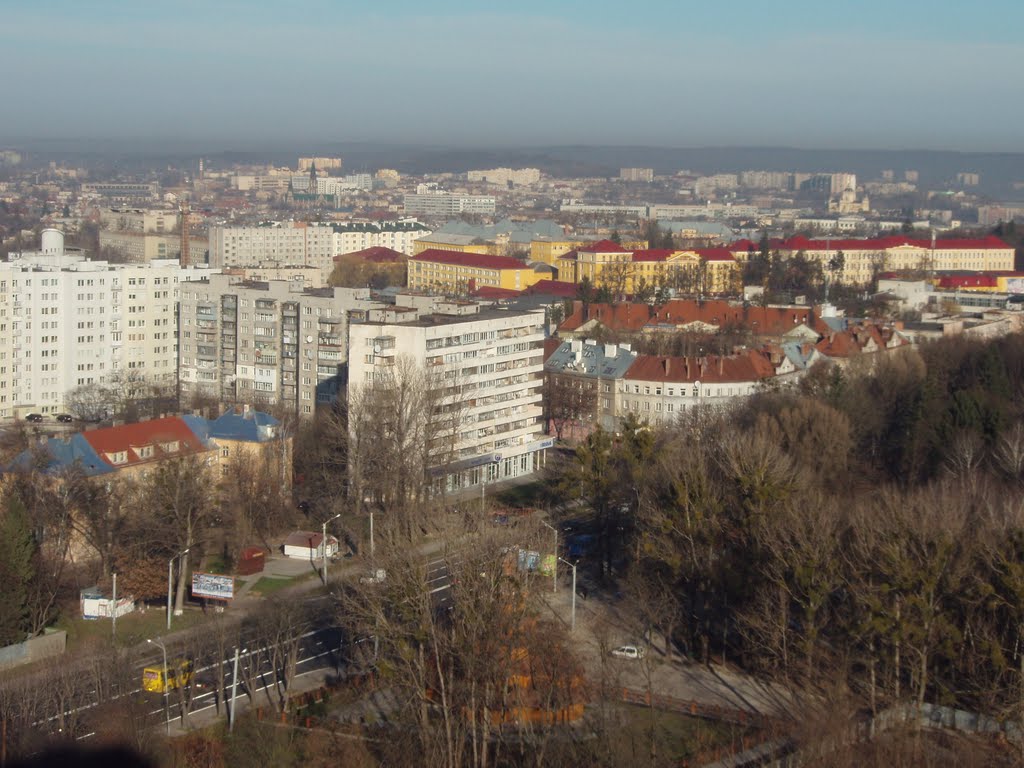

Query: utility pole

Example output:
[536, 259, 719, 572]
[229, 647, 241, 732]
[558, 557, 578, 631]
[322, 513, 342, 584]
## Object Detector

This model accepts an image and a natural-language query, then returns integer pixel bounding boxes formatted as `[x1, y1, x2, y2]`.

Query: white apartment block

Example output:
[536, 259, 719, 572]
[619, 168, 654, 183]
[347, 307, 549, 491]
[467, 168, 541, 186]
[178, 274, 385, 417]
[209, 220, 430, 284]
[403, 192, 497, 218]
[99, 208, 179, 234]
[99, 231, 207, 263]
[0, 230, 210, 418]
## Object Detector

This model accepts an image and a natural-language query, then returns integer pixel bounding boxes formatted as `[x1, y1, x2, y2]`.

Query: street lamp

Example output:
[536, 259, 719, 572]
[167, 547, 190, 630]
[541, 520, 558, 593]
[369, 509, 375, 559]
[322, 513, 342, 584]
[147, 638, 170, 736]
[558, 557, 578, 631]
[229, 646, 247, 732]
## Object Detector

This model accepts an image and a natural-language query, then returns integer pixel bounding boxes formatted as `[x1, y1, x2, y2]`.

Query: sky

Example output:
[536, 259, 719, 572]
[1, 0, 1022, 152]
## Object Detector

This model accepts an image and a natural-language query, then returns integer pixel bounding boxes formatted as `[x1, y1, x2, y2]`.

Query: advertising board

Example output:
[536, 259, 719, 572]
[192, 572, 234, 600]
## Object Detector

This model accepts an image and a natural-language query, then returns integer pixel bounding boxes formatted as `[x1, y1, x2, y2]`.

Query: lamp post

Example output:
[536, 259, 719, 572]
[541, 520, 558, 593]
[229, 646, 246, 732]
[369, 509, 375, 559]
[322, 513, 342, 584]
[167, 547, 189, 630]
[558, 557, 578, 631]
[147, 638, 170, 736]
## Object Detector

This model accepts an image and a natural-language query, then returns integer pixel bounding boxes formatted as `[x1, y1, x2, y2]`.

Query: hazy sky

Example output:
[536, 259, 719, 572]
[2, 0, 1022, 151]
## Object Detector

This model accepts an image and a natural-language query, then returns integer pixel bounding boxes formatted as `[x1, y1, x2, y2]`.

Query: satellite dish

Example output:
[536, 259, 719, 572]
[305, 335, 314, 343]
[373, 344, 381, 354]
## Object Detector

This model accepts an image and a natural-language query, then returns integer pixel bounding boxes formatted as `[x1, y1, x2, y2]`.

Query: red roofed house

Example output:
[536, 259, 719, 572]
[618, 349, 779, 426]
[407, 248, 548, 294]
[283, 530, 339, 561]
[81, 416, 212, 479]
[559, 299, 820, 340]
[331, 246, 407, 288]
[729, 234, 1014, 285]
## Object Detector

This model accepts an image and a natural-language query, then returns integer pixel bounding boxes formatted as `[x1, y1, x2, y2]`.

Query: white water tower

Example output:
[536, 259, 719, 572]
[40, 228, 65, 255]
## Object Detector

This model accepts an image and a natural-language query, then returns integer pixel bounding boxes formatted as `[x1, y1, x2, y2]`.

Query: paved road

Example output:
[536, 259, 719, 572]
[539, 580, 794, 719]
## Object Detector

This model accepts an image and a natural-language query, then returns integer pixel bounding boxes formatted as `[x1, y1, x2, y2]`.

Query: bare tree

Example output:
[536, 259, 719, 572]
[133, 454, 217, 616]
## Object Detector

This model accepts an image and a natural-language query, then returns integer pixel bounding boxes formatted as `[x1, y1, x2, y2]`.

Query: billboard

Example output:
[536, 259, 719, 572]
[517, 549, 541, 572]
[192, 572, 234, 600]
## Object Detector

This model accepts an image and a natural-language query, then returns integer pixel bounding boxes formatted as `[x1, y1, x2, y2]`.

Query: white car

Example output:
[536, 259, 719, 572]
[611, 645, 645, 660]
[359, 568, 387, 585]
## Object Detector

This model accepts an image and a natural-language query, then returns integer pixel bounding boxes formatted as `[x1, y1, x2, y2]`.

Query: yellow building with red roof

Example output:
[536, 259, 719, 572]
[553, 240, 740, 296]
[407, 248, 550, 294]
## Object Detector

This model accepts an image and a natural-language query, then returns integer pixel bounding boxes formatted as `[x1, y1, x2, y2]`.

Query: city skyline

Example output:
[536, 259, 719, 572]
[2, 1, 1023, 152]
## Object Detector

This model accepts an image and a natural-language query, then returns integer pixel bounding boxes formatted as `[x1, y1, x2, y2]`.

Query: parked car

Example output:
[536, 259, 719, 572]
[359, 568, 387, 585]
[611, 645, 645, 660]
[55, 414, 74, 423]
[25, 413, 43, 423]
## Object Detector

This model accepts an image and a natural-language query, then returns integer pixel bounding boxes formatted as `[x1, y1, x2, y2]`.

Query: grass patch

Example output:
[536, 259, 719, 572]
[494, 481, 553, 509]
[249, 576, 294, 596]
[54, 604, 208, 651]
[613, 703, 758, 764]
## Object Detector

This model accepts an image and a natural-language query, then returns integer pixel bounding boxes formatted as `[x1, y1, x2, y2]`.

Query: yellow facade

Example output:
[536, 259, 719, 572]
[408, 254, 546, 294]
[412, 239, 498, 256]
[530, 239, 583, 265]
[552, 244, 740, 296]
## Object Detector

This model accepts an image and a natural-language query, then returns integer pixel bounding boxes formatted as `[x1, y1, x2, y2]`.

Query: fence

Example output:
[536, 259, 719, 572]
[0, 629, 67, 671]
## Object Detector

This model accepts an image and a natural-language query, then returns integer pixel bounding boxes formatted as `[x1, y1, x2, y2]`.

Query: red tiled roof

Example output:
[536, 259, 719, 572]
[579, 239, 630, 253]
[411, 248, 529, 270]
[336, 246, 406, 263]
[937, 274, 998, 288]
[559, 302, 655, 333]
[472, 286, 521, 299]
[284, 531, 327, 549]
[647, 300, 814, 336]
[81, 417, 208, 467]
[631, 249, 676, 262]
[776, 234, 1011, 252]
[624, 350, 775, 384]
[543, 338, 563, 361]
[525, 279, 578, 298]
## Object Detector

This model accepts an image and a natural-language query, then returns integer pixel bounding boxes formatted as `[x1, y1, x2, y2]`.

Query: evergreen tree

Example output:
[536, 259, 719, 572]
[0, 496, 36, 646]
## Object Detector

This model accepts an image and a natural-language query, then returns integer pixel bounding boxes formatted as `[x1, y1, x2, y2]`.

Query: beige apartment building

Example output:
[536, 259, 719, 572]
[347, 305, 549, 492]
[178, 274, 385, 417]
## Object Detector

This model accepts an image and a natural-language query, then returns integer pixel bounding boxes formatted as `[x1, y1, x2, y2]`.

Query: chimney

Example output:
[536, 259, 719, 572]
[719, 356, 724, 375]
[684, 358, 690, 379]
[663, 358, 670, 375]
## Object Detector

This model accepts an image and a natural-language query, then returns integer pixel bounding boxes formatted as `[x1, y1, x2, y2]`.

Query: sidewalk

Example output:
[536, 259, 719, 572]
[539, 581, 794, 719]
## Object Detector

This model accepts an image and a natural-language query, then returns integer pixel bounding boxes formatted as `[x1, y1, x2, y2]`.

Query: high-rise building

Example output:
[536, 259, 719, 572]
[467, 168, 541, 186]
[403, 192, 496, 217]
[619, 168, 654, 183]
[347, 305, 549, 491]
[208, 220, 431, 284]
[0, 230, 211, 418]
[178, 274, 386, 417]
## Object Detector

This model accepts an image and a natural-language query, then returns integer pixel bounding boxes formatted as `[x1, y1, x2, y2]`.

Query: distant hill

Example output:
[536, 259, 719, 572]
[9, 138, 1024, 198]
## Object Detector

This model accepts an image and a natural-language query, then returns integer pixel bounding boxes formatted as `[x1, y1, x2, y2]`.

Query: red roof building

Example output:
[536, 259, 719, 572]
[81, 417, 210, 471]
[335, 246, 406, 263]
